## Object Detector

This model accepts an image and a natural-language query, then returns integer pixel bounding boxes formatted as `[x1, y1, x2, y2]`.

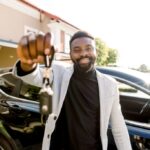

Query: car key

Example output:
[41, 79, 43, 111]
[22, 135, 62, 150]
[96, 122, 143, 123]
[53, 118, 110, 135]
[39, 46, 55, 115]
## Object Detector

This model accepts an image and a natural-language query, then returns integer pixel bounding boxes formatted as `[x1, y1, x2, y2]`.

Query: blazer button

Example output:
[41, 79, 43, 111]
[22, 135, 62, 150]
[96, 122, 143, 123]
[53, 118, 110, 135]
[53, 116, 57, 120]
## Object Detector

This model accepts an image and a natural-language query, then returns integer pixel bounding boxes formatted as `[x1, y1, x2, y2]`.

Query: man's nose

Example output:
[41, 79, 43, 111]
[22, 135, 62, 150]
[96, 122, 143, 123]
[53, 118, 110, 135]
[80, 49, 88, 56]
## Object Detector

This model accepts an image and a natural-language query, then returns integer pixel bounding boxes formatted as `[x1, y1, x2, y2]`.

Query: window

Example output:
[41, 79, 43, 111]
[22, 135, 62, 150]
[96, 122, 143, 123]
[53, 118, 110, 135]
[24, 26, 44, 35]
[64, 33, 71, 53]
[117, 81, 149, 98]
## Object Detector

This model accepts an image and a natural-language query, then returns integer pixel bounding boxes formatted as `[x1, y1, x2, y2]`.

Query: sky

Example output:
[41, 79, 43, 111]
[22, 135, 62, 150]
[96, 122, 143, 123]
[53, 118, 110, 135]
[26, 0, 150, 68]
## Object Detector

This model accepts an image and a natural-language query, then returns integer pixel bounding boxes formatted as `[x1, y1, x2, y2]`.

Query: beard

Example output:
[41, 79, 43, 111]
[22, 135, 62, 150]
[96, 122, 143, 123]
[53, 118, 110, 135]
[72, 56, 96, 73]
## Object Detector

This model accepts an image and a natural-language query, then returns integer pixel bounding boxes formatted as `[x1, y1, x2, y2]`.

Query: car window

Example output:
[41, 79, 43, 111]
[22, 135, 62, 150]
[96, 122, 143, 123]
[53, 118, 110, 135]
[117, 81, 150, 99]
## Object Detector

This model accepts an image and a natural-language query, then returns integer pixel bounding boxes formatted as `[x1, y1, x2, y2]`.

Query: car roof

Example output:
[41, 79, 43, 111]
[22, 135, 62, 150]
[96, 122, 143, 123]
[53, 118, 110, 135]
[96, 66, 150, 91]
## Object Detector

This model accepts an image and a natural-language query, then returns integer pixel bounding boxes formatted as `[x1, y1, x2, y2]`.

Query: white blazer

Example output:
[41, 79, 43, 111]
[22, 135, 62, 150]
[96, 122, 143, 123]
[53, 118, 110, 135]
[13, 61, 132, 150]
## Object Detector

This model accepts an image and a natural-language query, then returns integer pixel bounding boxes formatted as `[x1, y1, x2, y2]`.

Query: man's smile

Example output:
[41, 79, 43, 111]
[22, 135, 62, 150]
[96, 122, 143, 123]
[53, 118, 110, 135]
[79, 58, 90, 65]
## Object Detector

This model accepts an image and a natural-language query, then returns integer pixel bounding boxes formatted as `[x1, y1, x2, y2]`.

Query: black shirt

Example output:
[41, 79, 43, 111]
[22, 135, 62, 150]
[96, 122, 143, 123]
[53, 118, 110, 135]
[50, 67, 102, 150]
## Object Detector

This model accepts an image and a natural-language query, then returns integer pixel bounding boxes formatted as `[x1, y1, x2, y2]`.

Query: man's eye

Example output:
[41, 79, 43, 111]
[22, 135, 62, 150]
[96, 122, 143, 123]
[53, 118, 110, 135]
[86, 46, 93, 51]
[73, 49, 81, 53]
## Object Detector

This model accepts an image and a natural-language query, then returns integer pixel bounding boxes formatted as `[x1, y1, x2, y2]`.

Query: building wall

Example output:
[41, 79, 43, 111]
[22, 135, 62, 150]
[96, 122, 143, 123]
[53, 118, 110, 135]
[0, 0, 79, 67]
[0, 46, 17, 67]
[0, 1, 49, 43]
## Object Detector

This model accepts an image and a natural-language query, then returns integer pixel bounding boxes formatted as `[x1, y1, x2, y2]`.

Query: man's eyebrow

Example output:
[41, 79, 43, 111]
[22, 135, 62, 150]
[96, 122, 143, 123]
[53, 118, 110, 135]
[72, 44, 93, 49]
[86, 44, 93, 47]
[72, 46, 80, 49]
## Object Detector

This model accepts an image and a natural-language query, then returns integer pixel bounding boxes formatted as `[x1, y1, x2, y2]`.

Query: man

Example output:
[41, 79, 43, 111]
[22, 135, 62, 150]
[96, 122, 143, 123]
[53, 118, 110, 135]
[13, 31, 132, 150]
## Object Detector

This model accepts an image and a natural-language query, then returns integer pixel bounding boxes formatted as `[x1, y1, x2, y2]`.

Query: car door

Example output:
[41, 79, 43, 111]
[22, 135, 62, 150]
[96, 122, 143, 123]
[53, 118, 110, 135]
[117, 80, 150, 123]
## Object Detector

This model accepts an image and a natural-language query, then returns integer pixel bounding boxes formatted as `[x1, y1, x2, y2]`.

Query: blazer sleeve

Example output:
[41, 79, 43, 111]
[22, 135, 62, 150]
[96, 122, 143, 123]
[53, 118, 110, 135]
[12, 60, 52, 87]
[110, 83, 132, 150]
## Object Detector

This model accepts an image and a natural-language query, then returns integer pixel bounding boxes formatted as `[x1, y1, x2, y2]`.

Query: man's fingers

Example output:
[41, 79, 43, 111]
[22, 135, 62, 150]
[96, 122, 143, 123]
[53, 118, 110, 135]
[28, 33, 37, 59]
[17, 36, 32, 64]
[17, 32, 54, 64]
[44, 32, 51, 55]
[37, 34, 44, 55]
[36, 34, 44, 63]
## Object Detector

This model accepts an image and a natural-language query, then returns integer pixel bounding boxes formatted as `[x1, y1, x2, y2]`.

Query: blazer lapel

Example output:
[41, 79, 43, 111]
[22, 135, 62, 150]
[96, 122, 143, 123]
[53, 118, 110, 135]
[96, 71, 107, 138]
[57, 66, 74, 115]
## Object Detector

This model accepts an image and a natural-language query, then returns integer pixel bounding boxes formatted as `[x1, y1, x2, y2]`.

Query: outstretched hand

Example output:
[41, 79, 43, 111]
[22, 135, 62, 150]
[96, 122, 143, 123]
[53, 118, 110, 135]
[17, 32, 53, 72]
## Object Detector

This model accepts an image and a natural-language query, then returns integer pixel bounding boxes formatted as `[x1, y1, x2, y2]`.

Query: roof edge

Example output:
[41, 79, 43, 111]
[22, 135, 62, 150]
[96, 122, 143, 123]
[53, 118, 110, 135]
[20, 0, 79, 30]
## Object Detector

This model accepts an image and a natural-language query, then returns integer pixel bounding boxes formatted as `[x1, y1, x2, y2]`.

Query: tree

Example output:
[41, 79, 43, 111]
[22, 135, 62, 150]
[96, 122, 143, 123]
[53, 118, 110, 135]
[95, 38, 118, 66]
[95, 38, 108, 65]
[106, 48, 118, 65]
[138, 64, 149, 72]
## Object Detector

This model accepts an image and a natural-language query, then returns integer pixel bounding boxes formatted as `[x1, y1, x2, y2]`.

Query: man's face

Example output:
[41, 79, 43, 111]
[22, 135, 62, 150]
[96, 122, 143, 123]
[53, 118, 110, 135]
[70, 37, 96, 72]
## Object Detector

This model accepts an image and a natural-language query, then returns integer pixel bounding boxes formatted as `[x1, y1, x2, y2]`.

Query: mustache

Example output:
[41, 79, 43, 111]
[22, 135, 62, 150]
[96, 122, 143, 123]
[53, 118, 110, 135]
[76, 56, 91, 62]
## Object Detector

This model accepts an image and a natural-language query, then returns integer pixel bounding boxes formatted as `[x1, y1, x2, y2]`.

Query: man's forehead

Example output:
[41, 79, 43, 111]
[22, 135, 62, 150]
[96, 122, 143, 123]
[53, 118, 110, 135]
[71, 37, 95, 47]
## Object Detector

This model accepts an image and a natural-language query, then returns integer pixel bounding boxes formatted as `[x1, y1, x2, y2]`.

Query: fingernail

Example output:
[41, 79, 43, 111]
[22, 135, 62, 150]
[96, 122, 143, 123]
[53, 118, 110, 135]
[45, 48, 50, 55]
[27, 59, 33, 64]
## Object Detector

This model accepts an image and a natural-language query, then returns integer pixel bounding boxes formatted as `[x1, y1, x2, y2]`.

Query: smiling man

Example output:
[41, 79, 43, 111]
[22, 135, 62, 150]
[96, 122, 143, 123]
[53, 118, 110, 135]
[69, 32, 96, 73]
[13, 31, 132, 150]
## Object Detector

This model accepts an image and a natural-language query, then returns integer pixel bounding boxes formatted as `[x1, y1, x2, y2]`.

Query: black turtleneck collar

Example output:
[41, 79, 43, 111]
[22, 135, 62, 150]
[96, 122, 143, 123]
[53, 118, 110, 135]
[73, 65, 96, 79]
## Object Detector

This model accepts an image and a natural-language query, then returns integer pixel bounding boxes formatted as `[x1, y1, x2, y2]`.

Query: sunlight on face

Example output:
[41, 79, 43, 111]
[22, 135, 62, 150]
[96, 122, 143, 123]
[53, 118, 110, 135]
[70, 37, 96, 72]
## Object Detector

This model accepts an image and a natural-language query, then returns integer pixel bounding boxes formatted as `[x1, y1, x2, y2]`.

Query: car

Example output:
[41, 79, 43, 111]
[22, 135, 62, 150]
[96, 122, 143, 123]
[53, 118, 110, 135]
[0, 66, 150, 150]
[0, 72, 43, 150]
[96, 66, 150, 150]
[96, 66, 150, 123]
[0, 67, 12, 74]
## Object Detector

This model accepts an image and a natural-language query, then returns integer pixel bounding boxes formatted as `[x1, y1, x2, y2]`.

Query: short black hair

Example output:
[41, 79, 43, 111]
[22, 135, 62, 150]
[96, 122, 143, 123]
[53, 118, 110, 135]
[69, 31, 94, 48]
